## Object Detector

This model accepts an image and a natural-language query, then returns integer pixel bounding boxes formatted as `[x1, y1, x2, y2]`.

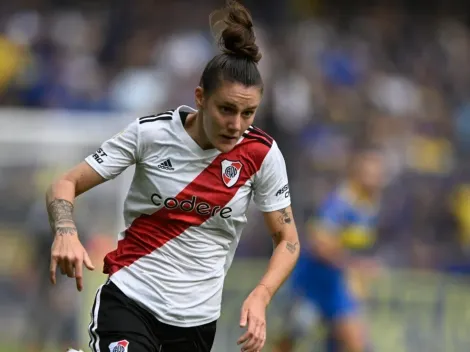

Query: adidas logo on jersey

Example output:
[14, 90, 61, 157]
[157, 159, 174, 171]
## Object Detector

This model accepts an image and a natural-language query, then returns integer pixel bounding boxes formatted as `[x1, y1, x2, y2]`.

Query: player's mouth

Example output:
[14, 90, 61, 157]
[220, 134, 238, 142]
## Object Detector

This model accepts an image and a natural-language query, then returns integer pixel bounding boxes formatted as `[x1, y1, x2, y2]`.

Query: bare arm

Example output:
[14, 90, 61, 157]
[256, 206, 300, 304]
[46, 161, 106, 234]
[46, 162, 106, 290]
[307, 222, 347, 268]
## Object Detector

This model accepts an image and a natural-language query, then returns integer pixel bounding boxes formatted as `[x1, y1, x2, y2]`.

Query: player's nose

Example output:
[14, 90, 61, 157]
[227, 114, 242, 133]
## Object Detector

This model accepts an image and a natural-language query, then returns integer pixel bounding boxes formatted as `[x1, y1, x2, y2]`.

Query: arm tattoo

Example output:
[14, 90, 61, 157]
[47, 199, 76, 235]
[276, 208, 292, 225]
[286, 241, 299, 254]
[271, 231, 282, 246]
[272, 231, 298, 254]
[56, 226, 78, 236]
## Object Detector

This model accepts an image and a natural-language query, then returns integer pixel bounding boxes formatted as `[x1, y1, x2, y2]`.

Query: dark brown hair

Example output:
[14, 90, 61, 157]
[199, 1, 263, 96]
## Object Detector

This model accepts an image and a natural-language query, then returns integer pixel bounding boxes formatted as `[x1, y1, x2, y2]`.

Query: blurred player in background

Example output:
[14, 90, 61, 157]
[273, 145, 384, 352]
[46, 1, 300, 352]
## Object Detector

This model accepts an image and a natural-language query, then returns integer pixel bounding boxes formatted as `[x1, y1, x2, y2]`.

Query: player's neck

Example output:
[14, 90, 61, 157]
[185, 112, 214, 150]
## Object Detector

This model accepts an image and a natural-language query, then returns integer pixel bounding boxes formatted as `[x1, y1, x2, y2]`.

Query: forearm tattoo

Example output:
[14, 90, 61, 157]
[47, 199, 76, 235]
[271, 232, 298, 254]
[276, 208, 292, 225]
[286, 241, 298, 254]
[55, 225, 78, 236]
[271, 208, 297, 253]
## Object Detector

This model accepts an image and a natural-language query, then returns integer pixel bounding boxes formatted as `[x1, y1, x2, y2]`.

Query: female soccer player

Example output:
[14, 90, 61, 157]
[47, 2, 300, 352]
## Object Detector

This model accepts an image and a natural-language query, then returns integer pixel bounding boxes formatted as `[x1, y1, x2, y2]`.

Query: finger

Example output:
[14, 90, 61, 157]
[240, 316, 258, 351]
[239, 307, 248, 327]
[248, 318, 265, 352]
[252, 323, 263, 351]
[237, 310, 251, 345]
[259, 325, 267, 350]
[65, 256, 75, 278]
[237, 331, 251, 345]
[253, 322, 266, 351]
[241, 323, 259, 351]
[50, 258, 58, 285]
[75, 258, 84, 291]
[83, 251, 95, 271]
[60, 260, 67, 276]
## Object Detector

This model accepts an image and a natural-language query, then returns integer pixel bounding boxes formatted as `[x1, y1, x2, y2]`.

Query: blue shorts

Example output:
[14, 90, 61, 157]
[286, 254, 358, 337]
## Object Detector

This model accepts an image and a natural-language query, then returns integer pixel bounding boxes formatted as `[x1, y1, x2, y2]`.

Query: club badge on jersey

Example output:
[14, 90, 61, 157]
[109, 340, 129, 352]
[221, 160, 243, 187]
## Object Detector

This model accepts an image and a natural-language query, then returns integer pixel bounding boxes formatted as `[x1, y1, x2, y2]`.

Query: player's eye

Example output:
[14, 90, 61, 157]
[219, 106, 234, 114]
[242, 111, 254, 118]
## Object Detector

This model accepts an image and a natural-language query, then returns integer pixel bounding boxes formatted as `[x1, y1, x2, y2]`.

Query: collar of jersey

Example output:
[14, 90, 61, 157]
[175, 105, 221, 158]
[340, 181, 380, 212]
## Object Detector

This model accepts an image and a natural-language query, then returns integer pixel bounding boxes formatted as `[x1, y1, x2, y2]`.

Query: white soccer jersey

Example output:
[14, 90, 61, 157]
[85, 105, 291, 327]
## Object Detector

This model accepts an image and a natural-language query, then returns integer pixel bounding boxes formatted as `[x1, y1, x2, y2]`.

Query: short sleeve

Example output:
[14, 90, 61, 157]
[85, 119, 139, 180]
[252, 142, 291, 212]
[314, 194, 347, 234]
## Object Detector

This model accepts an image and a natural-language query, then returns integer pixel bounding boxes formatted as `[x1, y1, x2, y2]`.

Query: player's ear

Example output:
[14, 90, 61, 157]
[195, 86, 204, 109]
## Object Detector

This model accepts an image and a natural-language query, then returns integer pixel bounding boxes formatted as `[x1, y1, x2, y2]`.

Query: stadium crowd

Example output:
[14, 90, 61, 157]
[1, 0, 470, 350]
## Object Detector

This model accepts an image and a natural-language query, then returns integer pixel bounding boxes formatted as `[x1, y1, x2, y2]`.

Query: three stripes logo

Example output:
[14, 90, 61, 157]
[139, 110, 174, 125]
[242, 125, 273, 148]
[157, 159, 174, 171]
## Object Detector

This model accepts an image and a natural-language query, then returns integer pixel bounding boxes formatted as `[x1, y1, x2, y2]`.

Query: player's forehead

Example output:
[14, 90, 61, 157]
[210, 81, 261, 109]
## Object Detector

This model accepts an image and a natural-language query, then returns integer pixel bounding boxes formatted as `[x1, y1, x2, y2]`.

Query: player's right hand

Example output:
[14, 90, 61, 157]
[50, 221, 95, 291]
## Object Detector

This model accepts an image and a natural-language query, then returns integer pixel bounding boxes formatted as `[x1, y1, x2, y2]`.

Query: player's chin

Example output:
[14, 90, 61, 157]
[215, 136, 238, 153]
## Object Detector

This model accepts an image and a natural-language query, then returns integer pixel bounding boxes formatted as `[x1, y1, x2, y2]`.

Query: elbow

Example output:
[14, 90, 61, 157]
[294, 241, 301, 259]
[293, 244, 300, 264]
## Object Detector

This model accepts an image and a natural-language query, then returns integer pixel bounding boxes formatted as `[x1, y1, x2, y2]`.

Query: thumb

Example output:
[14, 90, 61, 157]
[240, 307, 248, 327]
[83, 250, 95, 271]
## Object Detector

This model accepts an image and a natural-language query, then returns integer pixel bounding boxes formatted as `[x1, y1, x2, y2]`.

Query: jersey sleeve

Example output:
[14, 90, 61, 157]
[85, 119, 140, 180]
[314, 193, 347, 234]
[252, 142, 291, 212]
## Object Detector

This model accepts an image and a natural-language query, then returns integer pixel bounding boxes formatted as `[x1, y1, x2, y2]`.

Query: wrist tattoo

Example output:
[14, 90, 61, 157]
[56, 225, 77, 236]
[47, 199, 74, 231]
[286, 241, 298, 254]
[276, 208, 292, 225]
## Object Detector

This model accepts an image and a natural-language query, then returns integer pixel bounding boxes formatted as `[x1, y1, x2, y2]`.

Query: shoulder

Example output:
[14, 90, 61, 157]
[240, 125, 280, 162]
[236, 125, 283, 175]
[134, 108, 181, 144]
[137, 109, 175, 126]
[320, 187, 350, 213]
[242, 125, 275, 150]
[137, 109, 175, 131]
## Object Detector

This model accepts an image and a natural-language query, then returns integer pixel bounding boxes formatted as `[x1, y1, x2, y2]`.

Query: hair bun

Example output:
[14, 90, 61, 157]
[210, 1, 262, 63]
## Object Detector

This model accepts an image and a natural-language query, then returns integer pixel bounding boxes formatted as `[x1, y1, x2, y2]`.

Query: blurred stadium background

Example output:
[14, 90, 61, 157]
[2, 0, 470, 351]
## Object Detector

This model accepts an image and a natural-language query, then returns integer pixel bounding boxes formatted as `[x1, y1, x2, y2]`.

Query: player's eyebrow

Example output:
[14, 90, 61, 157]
[219, 101, 258, 110]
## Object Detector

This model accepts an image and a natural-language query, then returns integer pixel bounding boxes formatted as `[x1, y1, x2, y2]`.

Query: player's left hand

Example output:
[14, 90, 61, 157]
[237, 285, 270, 352]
